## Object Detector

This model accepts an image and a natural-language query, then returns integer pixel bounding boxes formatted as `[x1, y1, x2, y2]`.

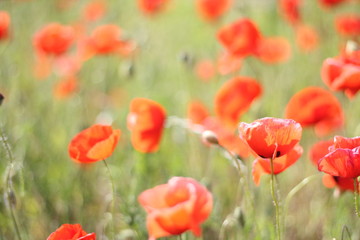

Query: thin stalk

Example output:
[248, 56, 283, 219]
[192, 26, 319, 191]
[269, 157, 281, 240]
[1, 128, 22, 240]
[354, 178, 360, 218]
[103, 159, 115, 240]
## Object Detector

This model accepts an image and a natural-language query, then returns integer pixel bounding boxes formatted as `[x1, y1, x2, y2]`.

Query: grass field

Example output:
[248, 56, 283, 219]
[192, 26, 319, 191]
[1, 0, 360, 239]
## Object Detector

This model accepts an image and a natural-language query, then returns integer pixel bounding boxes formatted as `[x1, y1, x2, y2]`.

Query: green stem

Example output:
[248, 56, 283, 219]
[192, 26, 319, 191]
[354, 178, 360, 218]
[103, 160, 115, 240]
[270, 157, 281, 240]
[1, 128, 22, 240]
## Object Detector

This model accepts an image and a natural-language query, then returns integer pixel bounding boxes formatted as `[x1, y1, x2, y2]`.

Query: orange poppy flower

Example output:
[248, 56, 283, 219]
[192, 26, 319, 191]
[238, 117, 302, 159]
[0, 11, 10, 40]
[202, 117, 251, 158]
[138, 177, 213, 240]
[187, 100, 209, 125]
[127, 98, 166, 153]
[255, 37, 291, 64]
[335, 14, 360, 37]
[217, 51, 242, 76]
[138, 0, 169, 15]
[285, 87, 344, 136]
[295, 24, 319, 52]
[196, 0, 232, 22]
[217, 18, 262, 57]
[33, 23, 75, 56]
[85, 25, 135, 57]
[214, 77, 262, 128]
[195, 59, 215, 82]
[252, 144, 303, 185]
[83, 0, 106, 22]
[319, 0, 347, 8]
[309, 140, 333, 166]
[321, 51, 360, 98]
[47, 224, 96, 240]
[68, 124, 121, 163]
[318, 147, 360, 178]
[53, 75, 78, 99]
[279, 0, 302, 25]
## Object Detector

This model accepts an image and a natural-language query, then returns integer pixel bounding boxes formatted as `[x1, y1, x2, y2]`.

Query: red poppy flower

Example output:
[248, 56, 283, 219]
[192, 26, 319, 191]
[215, 76, 262, 128]
[85, 25, 135, 56]
[319, 0, 347, 8]
[335, 14, 360, 37]
[33, 23, 75, 56]
[83, 0, 106, 22]
[68, 124, 121, 163]
[47, 224, 96, 240]
[309, 140, 334, 166]
[279, 0, 302, 25]
[255, 37, 291, 64]
[217, 18, 262, 57]
[217, 51, 242, 76]
[238, 117, 302, 159]
[321, 51, 360, 98]
[196, 0, 232, 22]
[138, 0, 169, 15]
[252, 144, 303, 185]
[53, 75, 78, 99]
[195, 59, 215, 82]
[0, 11, 10, 40]
[295, 24, 319, 52]
[138, 177, 213, 240]
[285, 87, 344, 136]
[187, 100, 209, 125]
[318, 147, 360, 178]
[127, 98, 166, 153]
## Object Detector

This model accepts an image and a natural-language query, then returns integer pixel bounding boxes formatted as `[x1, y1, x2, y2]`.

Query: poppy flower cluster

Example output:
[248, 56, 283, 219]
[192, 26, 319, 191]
[138, 177, 213, 240]
[68, 124, 121, 163]
[217, 18, 291, 64]
[0, 11, 10, 41]
[47, 224, 96, 240]
[285, 87, 344, 136]
[321, 49, 360, 98]
[239, 117, 303, 184]
[127, 98, 166, 153]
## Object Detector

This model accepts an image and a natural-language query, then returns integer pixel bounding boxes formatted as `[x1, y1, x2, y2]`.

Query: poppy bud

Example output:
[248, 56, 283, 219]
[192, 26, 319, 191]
[202, 130, 219, 145]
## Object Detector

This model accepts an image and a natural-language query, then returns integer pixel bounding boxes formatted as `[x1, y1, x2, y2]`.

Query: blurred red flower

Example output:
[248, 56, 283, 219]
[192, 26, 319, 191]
[217, 18, 262, 57]
[285, 87, 344, 136]
[335, 14, 360, 37]
[138, 177, 212, 240]
[215, 76, 262, 129]
[68, 124, 121, 163]
[255, 37, 291, 64]
[138, 0, 169, 15]
[321, 50, 360, 98]
[295, 24, 319, 52]
[47, 224, 96, 240]
[83, 0, 106, 22]
[239, 117, 302, 159]
[84, 25, 136, 57]
[196, 0, 232, 22]
[0, 11, 10, 40]
[319, 0, 347, 8]
[195, 59, 215, 82]
[127, 98, 166, 153]
[33, 23, 75, 56]
[53, 75, 78, 99]
[309, 139, 333, 166]
[252, 144, 303, 185]
[279, 0, 302, 25]
[187, 100, 209, 125]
